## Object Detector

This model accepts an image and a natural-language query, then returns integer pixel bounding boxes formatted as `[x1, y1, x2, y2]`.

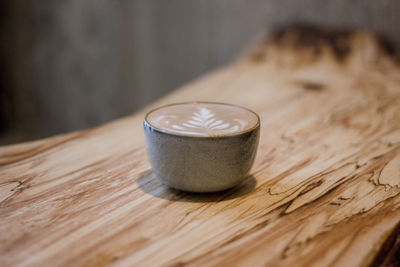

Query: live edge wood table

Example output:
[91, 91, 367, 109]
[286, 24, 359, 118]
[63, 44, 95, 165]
[1, 27, 400, 267]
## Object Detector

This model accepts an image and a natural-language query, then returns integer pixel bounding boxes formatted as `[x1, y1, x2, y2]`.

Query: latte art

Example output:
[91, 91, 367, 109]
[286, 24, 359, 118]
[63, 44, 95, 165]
[146, 102, 259, 137]
[156, 107, 248, 136]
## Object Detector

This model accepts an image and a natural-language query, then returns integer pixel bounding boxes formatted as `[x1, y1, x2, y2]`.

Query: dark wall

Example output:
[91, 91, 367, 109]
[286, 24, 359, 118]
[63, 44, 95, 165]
[0, 0, 117, 143]
[1, 0, 399, 144]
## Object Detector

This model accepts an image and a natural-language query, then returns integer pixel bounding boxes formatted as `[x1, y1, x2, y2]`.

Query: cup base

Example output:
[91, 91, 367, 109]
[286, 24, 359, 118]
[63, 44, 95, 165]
[155, 175, 242, 193]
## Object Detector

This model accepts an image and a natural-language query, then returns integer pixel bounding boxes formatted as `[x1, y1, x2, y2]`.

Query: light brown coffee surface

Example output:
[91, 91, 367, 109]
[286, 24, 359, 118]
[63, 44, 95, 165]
[146, 102, 259, 137]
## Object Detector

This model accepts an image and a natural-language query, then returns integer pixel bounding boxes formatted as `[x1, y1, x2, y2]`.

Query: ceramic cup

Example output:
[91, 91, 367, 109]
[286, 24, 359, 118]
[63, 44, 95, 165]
[143, 101, 260, 193]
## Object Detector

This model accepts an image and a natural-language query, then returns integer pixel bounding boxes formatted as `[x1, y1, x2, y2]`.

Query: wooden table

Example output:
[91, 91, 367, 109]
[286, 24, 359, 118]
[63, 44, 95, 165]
[1, 26, 400, 267]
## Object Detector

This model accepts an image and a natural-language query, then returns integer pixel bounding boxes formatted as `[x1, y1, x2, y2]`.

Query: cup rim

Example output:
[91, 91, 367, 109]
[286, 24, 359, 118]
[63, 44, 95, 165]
[143, 101, 260, 139]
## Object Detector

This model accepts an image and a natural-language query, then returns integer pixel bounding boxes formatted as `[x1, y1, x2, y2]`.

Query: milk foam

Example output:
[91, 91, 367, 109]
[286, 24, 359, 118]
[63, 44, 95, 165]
[146, 102, 259, 137]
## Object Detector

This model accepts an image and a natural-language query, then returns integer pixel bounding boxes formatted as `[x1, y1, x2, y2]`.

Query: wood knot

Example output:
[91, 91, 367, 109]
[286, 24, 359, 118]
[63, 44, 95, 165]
[271, 24, 353, 62]
[294, 80, 325, 91]
[266, 24, 397, 64]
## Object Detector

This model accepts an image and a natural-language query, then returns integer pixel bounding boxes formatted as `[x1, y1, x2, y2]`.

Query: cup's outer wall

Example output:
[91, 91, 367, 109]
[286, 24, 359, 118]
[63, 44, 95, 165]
[143, 122, 260, 192]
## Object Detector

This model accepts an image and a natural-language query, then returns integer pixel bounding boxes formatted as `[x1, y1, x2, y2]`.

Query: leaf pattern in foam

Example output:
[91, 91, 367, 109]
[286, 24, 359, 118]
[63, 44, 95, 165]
[168, 107, 248, 136]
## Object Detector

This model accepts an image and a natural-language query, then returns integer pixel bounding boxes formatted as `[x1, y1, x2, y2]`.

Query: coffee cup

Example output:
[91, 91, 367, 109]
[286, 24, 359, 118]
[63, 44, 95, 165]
[143, 101, 260, 192]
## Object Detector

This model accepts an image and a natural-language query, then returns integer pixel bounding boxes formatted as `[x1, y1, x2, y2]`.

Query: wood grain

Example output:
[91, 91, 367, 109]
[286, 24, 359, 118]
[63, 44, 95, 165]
[1, 26, 400, 266]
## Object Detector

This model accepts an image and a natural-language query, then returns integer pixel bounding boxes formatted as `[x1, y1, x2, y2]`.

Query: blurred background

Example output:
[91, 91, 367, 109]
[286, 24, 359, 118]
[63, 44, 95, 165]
[0, 0, 399, 145]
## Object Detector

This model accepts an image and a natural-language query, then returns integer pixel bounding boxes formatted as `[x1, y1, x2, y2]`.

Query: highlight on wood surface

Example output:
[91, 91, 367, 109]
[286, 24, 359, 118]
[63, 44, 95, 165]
[1, 25, 400, 266]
